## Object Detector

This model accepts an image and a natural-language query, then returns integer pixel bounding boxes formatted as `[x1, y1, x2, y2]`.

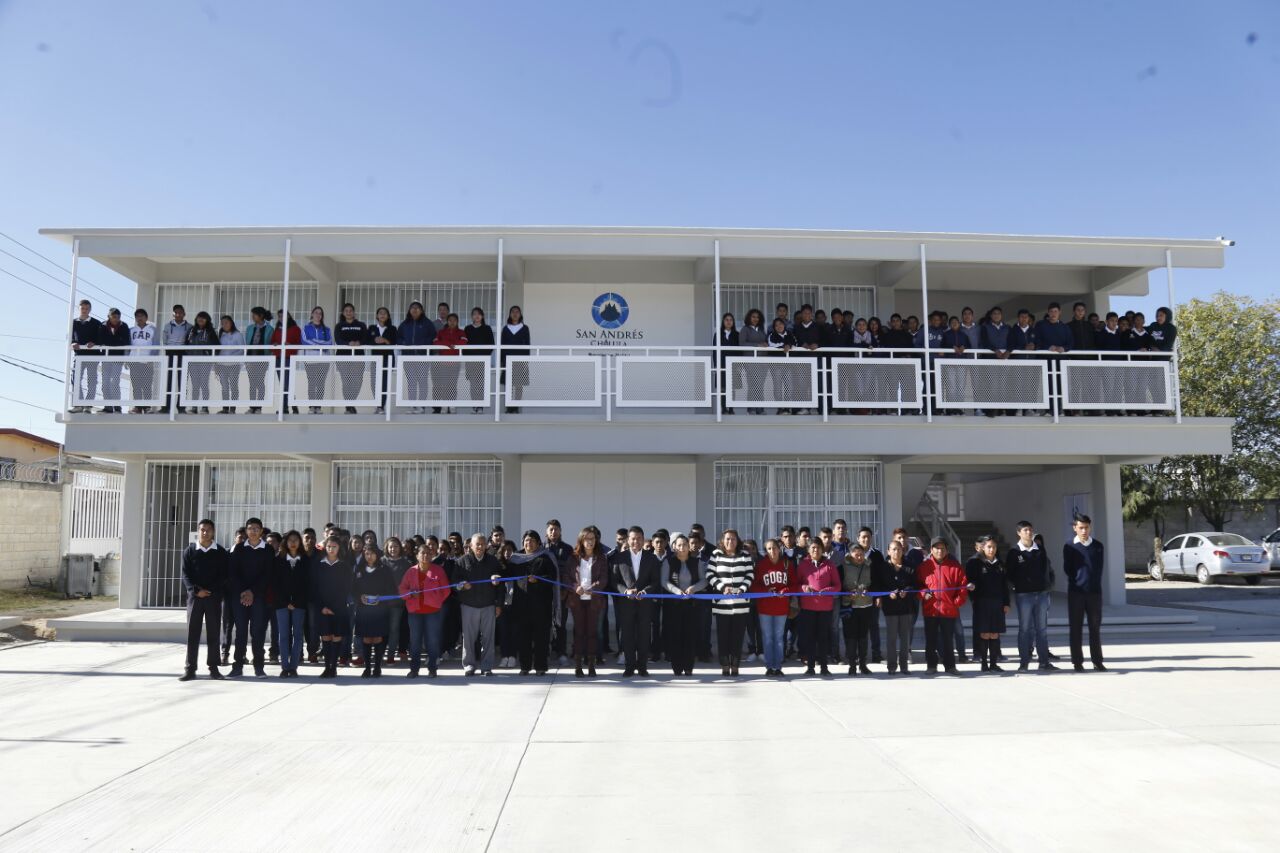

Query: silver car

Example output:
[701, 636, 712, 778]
[1262, 528, 1280, 570]
[1148, 532, 1269, 585]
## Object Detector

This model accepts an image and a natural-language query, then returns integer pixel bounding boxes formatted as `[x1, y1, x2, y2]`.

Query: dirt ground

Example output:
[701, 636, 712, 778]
[0, 588, 118, 644]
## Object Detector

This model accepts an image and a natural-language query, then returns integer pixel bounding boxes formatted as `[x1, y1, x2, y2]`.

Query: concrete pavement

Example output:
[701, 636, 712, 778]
[1, 637, 1278, 851]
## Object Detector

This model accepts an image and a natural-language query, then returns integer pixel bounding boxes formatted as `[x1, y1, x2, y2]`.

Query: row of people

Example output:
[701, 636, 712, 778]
[180, 514, 1108, 681]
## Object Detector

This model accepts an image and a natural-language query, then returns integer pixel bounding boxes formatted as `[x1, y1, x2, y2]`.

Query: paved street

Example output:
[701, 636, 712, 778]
[1, 627, 1278, 852]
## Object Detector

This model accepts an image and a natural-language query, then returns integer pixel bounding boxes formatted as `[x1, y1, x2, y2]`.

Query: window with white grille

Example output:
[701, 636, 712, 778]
[155, 282, 319, 330]
[332, 460, 502, 541]
[721, 284, 876, 329]
[141, 460, 312, 607]
[714, 460, 881, 544]
[337, 283, 498, 327]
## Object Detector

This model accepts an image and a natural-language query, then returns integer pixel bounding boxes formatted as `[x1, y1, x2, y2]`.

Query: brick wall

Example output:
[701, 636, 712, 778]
[0, 481, 63, 588]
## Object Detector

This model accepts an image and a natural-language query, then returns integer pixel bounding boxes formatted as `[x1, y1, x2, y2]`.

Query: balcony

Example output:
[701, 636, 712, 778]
[65, 343, 1180, 422]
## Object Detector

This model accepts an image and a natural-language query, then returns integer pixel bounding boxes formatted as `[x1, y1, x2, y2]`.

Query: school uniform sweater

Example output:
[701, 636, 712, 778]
[181, 543, 228, 598]
[229, 540, 275, 599]
[965, 556, 1010, 606]
[1006, 544, 1052, 593]
[270, 552, 310, 609]
[1033, 319, 1072, 351]
[705, 549, 755, 616]
[1063, 538, 1105, 594]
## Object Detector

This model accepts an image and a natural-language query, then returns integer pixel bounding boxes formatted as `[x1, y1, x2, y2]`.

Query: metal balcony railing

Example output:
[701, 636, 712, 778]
[63, 344, 1180, 423]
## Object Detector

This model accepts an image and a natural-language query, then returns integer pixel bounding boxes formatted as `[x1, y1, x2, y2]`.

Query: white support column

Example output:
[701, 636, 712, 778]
[919, 243, 932, 423]
[1094, 460, 1127, 606]
[713, 239, 722, 423]
[118, 458, 147, 609]
[881, 461, 904, 530]
[62, 238, 81, 412]
[311, 460, 333, 528]
[1166, 249, 1182, 423]
[278, 238, 292, 422]
[494, 238, 504, 422]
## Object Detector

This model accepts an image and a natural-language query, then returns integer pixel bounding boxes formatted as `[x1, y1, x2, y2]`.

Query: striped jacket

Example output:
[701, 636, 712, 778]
[706, 548, 755, 616]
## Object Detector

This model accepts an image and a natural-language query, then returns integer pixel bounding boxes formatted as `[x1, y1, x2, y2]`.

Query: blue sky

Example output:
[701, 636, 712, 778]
[0, 0, 1275, 442]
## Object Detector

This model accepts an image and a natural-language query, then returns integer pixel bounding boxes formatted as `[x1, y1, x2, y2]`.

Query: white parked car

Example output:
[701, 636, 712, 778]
[1262, 528, 1280, 570]
[1149, 532, 1269, 584]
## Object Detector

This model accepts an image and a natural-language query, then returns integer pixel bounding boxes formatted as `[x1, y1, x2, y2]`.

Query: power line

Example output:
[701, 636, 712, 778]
[0, 393, 58, 413]
[1, 352, 63, 374]
[0, 333, 66, 342]
[0, 355, 61, 382]
[0, 265, 66, 302]
[0, 231, 134, 309]
[0, 246, 132, 311]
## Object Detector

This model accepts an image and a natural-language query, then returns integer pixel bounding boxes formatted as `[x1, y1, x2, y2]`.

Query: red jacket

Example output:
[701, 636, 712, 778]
[798, 558, 839, 611]
[749, 557, 799, 616]
[916, 556, 969, 618]
[434, 326, 468, 356]
[270, 323, 302, 360]
[398, 562, 453, 614]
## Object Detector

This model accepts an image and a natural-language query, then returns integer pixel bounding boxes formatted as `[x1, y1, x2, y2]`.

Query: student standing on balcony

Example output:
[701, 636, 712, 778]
[717, 312, 738, 415]
[435, 301, 450, 329]
[500, 306, 530, 413]
[434, 313, 469, 414]
[766, 317, 797, 414]
[1068, 301, 1095, 352]
[396, 302, 436, 414]
[334, 303, 368, 414]
[270, 310, 301, 415]
[179, 518, 228, 681]
[271, 530, 310, 678]
[160, 304, 191, 414]
[1148, 306, 1177, 354]
[214, 315, 244, 415]
[300, 307, 332, 414]
[791, 305, 822, 414]
[244, 307, 274, 414]
[465, 307, 494, 413]
[739, 308, 768, 414]
[127, 308, 159, 414]
[1034, 302, 1072, 414]
[980, 306, 1012, 417]
[706, 528, 754, 677]
[70, 299, 101, 412]
[916, 537, 970, 676]
[366, 306, 397, 414]
[824, 308, 854, 413]
[184, 311, 217, 414]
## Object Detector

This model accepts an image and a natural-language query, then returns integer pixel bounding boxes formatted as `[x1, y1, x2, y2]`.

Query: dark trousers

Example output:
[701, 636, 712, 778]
[745, 605, 762, 654]
[1068, 590, 1104, 667]
[868, 605, 881, 656]
[598, 601, 613, 653]
[650, 601, 664, 659]
[615, 597, 652, 667]
[696, 599, 713, 658]
[185, 594, 221, 671]
[569, 597, 605, 661]
[219, 589, 239, 655]
[924, 615, 957, 669]
[715, 612, 748, 667]
[514, 602, 552, 672]
[233, 596, 269, 667]
[842, 607, 874, 667]
[797, 609, 831, 665]
[553, 601, 569, 656]
[665, 602, 698, 673]
[305, 600, 321, 656]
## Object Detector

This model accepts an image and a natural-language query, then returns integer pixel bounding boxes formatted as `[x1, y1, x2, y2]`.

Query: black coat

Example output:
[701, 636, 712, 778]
[451, 552, 506, 608]
[608, 549, 662, 595]
[270, 552, 310, 609]
[96, 320, 130, 351]
[873, 560, 919, 616]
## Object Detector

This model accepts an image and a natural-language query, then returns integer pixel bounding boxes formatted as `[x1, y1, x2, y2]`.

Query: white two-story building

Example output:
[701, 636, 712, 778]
[43, 225, 1232, 618]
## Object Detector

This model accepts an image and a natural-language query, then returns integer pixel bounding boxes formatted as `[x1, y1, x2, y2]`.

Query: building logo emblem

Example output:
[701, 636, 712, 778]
[591, 292, 629, 329]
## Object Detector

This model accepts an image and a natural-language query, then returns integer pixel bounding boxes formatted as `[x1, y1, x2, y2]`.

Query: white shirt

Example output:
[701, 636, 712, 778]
[1073, 536, 1093, 547]
[629, 549, 643, 580]
[578, 555, 594, 599]
[1017, 541, 1040, 552]
[196, 542, 216, 552]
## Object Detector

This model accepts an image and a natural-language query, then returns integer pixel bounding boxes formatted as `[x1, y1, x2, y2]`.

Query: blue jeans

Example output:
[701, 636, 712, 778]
[759, 614, 787, 671]
[275, 607, 305, 671]
[1016, 591, 1051, 665]
[407, 610, 444, 670]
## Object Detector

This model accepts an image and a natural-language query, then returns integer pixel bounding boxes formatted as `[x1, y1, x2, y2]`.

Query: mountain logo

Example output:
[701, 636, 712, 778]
[591, 292, 629, 329]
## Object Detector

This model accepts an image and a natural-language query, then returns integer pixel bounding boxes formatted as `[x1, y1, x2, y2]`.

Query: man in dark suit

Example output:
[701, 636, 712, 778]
[609, 525, 662, 676]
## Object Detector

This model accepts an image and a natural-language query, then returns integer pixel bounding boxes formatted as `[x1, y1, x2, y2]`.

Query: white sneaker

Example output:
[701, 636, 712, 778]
[557, 655, 569, 666]
[616, 653, 625, 665]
